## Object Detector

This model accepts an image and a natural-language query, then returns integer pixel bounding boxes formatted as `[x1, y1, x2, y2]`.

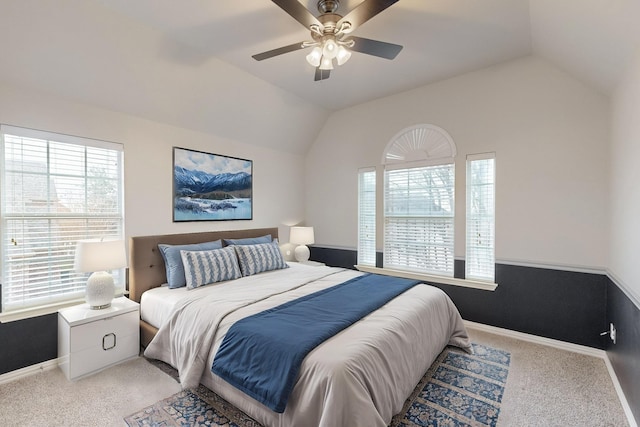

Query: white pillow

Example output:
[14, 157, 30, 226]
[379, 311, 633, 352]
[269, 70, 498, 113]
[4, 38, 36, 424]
[233, 241, 289, 277]
[180, 246, 241, 289]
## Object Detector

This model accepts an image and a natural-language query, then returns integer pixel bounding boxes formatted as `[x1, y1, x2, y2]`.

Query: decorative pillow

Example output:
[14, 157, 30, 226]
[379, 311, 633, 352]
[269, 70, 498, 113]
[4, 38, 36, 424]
[233, 241, 289, 277]
[158, 240, 223, 288]
[180, 246, 242, 290]
[223, 234, 272, 246]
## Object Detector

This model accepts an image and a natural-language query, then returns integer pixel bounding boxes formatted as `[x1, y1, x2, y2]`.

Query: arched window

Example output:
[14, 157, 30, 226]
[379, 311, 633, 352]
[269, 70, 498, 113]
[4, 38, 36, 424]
[382, 124, 457, 166]
[382, 125, 457, 276]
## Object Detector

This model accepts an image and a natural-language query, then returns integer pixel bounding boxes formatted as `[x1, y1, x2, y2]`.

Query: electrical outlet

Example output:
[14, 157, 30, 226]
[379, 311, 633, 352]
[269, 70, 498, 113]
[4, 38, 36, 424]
[610, 323, 617, 344]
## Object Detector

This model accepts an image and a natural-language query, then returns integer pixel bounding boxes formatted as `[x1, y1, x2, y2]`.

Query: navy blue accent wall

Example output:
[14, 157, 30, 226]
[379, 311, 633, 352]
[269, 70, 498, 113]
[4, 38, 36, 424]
[439, 262, 608, 349]
[0, 313, 57, 375]
[607, 278, 640, 422]
[309, 246, 358, 270]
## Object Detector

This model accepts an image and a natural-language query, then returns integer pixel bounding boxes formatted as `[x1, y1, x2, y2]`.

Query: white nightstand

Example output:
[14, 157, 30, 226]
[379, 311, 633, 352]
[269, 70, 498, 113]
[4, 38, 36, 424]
[58, 297, 140, 381]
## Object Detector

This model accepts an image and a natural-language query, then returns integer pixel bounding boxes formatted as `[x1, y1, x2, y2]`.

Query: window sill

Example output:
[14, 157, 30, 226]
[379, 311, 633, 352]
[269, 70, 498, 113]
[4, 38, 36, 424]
[355, 265, 498, 291]
[0, 298, 86, 323]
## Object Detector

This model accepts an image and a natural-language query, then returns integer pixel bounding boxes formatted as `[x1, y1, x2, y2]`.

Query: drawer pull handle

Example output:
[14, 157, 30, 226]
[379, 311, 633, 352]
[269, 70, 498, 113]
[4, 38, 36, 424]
[102, 333, 117, 350]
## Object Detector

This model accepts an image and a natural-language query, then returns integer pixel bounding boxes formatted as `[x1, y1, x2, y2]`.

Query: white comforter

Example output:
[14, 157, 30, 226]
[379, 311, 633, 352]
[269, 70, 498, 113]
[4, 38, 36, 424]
[144, 263, 471, 427]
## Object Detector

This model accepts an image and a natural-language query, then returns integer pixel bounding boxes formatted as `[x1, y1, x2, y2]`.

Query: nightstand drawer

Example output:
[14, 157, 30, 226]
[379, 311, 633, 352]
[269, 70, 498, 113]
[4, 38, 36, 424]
[65, 332, 139, 380]
[69, 310, 139, 353]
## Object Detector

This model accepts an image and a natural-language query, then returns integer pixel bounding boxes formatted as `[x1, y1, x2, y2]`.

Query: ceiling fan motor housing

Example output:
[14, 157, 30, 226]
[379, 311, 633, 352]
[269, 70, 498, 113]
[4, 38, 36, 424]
[317, 0, 340, 14]
[318, 14, 342, 34]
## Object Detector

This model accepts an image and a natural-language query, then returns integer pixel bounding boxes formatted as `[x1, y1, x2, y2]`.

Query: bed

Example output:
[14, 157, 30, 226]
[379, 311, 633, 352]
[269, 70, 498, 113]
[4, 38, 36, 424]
[129, 227, 471, 427]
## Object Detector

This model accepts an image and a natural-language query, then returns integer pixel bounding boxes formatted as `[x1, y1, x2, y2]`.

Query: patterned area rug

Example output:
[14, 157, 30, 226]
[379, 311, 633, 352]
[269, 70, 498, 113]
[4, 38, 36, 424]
[390, 343, 510, 427]
[125, 343, 510, 427]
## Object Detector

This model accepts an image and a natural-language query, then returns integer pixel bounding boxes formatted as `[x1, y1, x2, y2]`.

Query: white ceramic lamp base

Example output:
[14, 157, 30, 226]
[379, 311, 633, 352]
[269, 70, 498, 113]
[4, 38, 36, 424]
[85, 271, 115, 309]
[294, 245, 311, 262]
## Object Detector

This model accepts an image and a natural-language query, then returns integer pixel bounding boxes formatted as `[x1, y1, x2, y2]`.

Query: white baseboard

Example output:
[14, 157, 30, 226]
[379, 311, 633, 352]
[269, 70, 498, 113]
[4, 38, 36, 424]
[0, 358, 60, 386]
[464, 320, 605, 357]
[465, 321, 637, 427]
[603, 355, 639, 427]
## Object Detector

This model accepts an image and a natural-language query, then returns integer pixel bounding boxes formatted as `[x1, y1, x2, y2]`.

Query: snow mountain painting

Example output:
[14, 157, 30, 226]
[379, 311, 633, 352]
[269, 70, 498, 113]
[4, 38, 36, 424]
[173, 147, 252, 221]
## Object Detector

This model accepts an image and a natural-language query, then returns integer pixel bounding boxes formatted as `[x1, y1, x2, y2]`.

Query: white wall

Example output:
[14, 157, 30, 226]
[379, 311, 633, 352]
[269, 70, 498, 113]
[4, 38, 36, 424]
[610, 49, 640, 303]
[0, 54, 614, 271]
[0, 0, 328, 155]
[306, 56, 610, 269]
[0, 82, 306, 243]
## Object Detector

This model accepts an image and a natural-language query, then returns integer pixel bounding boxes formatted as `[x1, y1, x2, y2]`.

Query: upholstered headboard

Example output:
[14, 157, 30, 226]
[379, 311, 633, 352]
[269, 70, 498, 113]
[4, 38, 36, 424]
[128, 227, 279, 303]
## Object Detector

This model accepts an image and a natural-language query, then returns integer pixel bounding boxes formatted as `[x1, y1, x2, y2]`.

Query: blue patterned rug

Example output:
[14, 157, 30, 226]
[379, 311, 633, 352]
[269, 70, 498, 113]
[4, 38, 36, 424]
[125, 343, 510, 427]
[390, 343, 510, 427]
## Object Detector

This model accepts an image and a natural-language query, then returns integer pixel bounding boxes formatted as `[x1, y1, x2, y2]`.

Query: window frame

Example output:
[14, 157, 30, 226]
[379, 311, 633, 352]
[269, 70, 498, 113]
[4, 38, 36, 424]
[0, 124, 125, 321]
[465, 153, 496, 282]
[357, 167, 376, 267]
[383, 161, 456, 277]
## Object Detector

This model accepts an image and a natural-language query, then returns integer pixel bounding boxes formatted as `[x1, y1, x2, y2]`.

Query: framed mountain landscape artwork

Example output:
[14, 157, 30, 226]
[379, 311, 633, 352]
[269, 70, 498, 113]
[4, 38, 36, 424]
[173, 147, 253, 221]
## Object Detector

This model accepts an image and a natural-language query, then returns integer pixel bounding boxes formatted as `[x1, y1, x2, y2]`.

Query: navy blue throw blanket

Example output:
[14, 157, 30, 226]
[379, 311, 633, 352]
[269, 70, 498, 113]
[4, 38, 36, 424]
[211, 273, 421, 413]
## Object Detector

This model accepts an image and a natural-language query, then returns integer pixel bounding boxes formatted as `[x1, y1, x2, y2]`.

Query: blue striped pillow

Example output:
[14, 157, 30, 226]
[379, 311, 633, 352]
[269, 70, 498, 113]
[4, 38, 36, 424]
[233, 241, 289, 277]
[158, 240, 223, 288]
[180, 246, 242, 289]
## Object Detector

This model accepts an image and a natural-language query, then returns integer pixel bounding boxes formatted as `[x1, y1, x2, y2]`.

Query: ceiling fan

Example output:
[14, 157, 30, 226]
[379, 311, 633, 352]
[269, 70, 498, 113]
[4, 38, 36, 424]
[252, 0, 403, 81]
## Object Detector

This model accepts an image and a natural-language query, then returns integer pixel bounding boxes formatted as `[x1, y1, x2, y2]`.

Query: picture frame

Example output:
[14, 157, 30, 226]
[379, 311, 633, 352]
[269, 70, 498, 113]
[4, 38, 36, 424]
[173, 147, 253, 222]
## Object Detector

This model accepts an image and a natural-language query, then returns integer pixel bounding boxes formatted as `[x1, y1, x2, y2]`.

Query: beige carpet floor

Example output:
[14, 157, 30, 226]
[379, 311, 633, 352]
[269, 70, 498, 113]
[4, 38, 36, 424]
[469, 328, 629, 427]
[0, 326, 631, 427]
[0, 356, 181, 427]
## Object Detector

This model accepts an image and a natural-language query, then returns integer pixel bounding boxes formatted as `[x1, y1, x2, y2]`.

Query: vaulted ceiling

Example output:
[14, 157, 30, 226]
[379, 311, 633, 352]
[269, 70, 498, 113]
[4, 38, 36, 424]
[1, 0, 637, 154]
[97, 0, 533, 111]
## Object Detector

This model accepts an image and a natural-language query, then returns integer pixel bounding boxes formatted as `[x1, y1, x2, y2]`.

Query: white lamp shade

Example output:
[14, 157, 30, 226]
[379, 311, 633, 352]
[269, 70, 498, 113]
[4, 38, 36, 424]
[290, 227, 315, 245]
[74, 239, 126, 273]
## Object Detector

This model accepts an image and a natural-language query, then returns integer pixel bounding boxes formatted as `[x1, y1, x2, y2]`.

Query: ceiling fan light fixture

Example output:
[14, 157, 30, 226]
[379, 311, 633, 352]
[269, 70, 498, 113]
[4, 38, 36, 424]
[336, 45, 352, 66]
[306, 47, 323, 67]
[322, 38, 338, 59]
[319, 56, 334, 70]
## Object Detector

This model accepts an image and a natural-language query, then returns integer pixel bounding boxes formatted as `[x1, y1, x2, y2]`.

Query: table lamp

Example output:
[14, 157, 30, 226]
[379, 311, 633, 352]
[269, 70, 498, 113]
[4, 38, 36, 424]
[74, 238, 126, 309]
[289, 226, 315, 262]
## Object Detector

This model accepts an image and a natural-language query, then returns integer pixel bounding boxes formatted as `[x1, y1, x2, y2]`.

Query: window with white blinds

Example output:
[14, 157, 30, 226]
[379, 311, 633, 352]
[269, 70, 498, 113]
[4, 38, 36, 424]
[384, 163, 455, 276]
[466, 153, 495, 281]
[357, 168, 376, 266]
[0, 125, 124, 312]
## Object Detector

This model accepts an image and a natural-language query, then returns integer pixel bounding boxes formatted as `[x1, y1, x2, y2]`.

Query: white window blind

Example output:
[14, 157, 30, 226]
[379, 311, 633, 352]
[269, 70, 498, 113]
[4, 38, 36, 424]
[384, 163, 455, 276]
[466, 153, 495, 281]
[357, 168, 376, 266]
[1, 125, 124, 312]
